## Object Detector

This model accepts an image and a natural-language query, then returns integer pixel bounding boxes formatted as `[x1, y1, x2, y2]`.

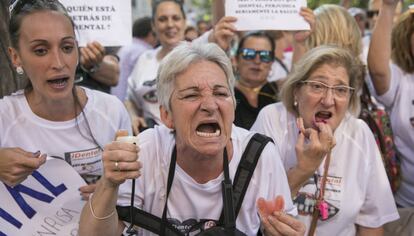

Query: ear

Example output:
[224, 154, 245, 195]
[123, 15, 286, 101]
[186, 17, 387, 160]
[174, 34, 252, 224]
[8, 47, 21, 67]
[160, 105, 174, 129]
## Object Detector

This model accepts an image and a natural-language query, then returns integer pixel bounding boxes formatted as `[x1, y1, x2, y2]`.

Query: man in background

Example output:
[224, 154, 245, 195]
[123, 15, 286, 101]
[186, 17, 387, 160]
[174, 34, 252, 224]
[111, 16, 157, 101]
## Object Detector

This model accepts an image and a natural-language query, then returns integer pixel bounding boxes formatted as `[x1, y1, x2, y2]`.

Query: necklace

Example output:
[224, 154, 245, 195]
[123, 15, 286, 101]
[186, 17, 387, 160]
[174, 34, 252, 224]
[237, 80, 264, 93]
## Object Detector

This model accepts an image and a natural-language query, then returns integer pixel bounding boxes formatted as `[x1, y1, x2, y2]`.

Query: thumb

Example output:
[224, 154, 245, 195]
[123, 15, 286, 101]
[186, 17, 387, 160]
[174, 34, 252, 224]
[257, 197, 267, 218]
[115, 129, 129, 140]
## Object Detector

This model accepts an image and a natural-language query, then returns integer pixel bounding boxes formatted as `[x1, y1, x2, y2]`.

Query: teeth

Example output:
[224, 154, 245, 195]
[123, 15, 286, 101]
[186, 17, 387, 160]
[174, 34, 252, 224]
[196, 129, 220, 137]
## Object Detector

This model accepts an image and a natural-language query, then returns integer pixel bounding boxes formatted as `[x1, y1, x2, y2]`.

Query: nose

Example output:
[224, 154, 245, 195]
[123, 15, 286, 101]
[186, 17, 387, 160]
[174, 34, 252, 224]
[321, 88, 335, 106]
[200, 95, 218, 114]
[253, 54, 261, 64]
[167, 18, 174, 27]
[51, 49, 65, 70]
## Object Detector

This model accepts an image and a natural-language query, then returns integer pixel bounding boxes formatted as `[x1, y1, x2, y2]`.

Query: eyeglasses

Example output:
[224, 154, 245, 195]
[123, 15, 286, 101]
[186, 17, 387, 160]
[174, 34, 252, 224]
[238, 48, 274, 63]
[301, 80, 354, 99]
[9, 0, 35, 16]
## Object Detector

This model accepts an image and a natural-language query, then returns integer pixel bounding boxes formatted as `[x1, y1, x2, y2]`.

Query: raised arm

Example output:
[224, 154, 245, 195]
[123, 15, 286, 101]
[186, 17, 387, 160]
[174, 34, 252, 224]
[367, 0, 398, 95]
[291, 7, 315, 65]
[80, 41, 120, 87]
[78, 135, 141, 236]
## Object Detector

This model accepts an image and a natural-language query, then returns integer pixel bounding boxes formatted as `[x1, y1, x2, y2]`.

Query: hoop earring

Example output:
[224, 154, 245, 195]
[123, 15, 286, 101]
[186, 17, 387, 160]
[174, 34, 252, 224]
[16, 66, 24, 75]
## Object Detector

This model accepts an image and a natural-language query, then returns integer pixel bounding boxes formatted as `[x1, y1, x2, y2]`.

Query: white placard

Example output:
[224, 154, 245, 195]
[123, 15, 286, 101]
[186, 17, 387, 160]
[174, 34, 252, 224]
[225, 0, 309, 31]
[60, 0, 132, 47]
[0, 159, 87, 236]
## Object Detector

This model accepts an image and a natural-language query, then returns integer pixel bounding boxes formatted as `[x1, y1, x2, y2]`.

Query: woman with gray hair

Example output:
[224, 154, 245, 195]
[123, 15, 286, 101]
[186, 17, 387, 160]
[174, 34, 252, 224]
[252, 45, 398, 235]
[79, 42, 305, 236]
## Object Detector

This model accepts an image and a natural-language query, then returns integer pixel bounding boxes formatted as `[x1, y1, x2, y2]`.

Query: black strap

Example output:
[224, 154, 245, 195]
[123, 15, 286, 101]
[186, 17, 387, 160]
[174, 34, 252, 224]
[117, 133, 272, 234]
[219, 133, 273, 224]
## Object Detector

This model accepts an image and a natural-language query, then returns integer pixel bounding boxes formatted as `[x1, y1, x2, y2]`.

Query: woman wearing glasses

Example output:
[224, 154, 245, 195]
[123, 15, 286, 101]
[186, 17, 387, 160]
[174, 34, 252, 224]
[252, 45, 399, 235]
[233, 31, 279, 129]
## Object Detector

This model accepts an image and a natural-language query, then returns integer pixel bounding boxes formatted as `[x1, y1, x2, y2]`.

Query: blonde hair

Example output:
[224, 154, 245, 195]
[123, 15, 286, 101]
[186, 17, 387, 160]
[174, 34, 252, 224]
[281, 45, 365, 116]
[391, 11, 414, 73]
[306, 4, 362, 57]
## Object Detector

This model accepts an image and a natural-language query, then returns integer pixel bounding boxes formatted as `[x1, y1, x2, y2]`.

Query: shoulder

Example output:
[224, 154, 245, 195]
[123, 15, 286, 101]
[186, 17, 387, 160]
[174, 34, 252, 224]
[138, 125, 175, 163]
[0, 90, 25, 116]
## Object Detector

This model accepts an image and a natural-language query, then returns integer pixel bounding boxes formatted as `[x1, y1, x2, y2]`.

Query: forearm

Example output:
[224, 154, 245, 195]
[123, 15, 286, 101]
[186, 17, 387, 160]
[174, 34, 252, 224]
[212, 0, 225, 25]
[291, 41, 307, 67]
[78, 179, 123, 236]
[367, 3, 396, 95]
[287, 166, 314, 197]
[89, 55, 120, 87]
[356, 225, 383, 236]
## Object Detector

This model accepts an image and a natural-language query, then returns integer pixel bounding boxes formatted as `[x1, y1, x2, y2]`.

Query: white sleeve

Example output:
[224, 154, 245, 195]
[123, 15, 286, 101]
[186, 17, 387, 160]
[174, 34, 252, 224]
[254, 142, 297, 216]
[374, 63, 402, 109]
[355, 123, 399, 227]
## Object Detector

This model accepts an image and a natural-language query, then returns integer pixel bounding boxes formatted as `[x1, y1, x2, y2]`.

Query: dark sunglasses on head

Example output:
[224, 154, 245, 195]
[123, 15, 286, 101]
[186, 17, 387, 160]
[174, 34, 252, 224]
[239, 48, 274, 63]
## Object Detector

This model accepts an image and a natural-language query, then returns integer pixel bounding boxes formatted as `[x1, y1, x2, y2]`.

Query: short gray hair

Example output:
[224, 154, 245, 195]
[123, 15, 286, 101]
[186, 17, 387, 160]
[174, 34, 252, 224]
[157, 42, 236, 112]
[280, 45, 365, 116]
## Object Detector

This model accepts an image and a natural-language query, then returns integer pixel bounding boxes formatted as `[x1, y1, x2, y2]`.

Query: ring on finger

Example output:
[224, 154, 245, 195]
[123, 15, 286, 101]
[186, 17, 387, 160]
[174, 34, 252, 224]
[114, 161, 120, 171]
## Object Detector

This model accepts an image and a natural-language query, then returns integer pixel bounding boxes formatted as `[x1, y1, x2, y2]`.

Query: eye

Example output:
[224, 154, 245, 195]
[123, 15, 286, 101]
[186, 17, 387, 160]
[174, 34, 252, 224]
[173, 15, 182, 21]
[182, 93, 199, 100]
[214, 91, 230, 97]
[33, 48, 48, 56]
[334, 86, 349, 95]
[62, 45, 74, 53]
[310, 82, 324, 90]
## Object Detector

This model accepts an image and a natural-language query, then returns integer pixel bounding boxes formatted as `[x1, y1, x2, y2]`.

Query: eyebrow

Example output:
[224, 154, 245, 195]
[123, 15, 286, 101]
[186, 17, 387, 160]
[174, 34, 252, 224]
[309, 76, 349, 85]
[29, 36, 76, 44]
[177, 84, 229, 93]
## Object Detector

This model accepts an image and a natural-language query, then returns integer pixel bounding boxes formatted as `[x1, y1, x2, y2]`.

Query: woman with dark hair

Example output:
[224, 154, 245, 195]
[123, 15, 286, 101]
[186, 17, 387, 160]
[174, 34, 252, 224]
[1, 0, 131, 198]
[233, 31, 279, 129]
[126, 0, 237, 135]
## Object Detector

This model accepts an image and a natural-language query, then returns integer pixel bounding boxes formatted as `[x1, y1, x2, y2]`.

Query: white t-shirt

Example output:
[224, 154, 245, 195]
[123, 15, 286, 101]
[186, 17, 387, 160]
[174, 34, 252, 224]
[127, 47, 161, 125]
[374, 63, 414, 207]
[117, 124, 296, 236]
[0, 88, 132, 183]
[267, 52, 292, 82]
[251, 103, 399, 236]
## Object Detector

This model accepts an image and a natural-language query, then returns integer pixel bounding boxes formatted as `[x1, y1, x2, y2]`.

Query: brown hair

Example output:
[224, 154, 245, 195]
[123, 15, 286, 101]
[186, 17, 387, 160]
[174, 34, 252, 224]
[391, 11, 414, 73]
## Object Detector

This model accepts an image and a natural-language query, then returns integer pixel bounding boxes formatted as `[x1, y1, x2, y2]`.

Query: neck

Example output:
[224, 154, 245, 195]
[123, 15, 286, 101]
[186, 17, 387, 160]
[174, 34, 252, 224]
[157, 45, 174, 61]
[176, 142, 233, 184]
[26, 87, 86, 121]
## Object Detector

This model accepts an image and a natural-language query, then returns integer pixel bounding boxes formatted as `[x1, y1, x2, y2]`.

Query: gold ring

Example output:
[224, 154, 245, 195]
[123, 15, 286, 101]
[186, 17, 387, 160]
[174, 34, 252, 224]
[114, 161, 120, 171]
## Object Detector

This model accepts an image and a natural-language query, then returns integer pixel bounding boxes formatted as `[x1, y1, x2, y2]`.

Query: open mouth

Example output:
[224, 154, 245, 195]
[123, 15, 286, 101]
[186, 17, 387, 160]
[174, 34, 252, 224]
[196, 122, 221, 137]
[47, 77, 69, 88]
[315, 111, 332, 124]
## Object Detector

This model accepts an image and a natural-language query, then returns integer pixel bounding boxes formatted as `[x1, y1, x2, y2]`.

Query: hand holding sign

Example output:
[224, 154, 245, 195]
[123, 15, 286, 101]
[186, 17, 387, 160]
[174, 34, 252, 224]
[0, 148, 46, 187]
[257, 196, 305, 236]
[208, 16, 237, 51]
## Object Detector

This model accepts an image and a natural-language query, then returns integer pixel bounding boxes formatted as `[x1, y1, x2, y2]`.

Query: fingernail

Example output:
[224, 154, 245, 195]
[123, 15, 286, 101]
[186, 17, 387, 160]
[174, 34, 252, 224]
[33, 150, 40, 156]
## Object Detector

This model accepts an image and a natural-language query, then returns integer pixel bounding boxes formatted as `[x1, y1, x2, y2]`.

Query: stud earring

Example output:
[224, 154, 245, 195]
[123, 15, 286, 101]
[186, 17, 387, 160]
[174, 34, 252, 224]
[16, 66, 24, 75]
[294, 100, 298, 107]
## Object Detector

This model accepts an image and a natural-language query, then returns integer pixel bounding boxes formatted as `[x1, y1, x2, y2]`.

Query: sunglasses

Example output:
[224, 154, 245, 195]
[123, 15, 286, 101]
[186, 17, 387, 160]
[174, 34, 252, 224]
[239, 48, 274, 63]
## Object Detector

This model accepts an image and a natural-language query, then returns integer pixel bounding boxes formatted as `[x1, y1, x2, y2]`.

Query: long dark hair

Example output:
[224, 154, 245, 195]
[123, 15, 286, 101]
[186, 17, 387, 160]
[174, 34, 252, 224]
[9, 0, 102, 150]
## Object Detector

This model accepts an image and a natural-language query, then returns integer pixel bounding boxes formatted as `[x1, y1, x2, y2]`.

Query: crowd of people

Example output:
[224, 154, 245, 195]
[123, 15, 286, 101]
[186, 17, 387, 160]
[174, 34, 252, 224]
[0, 0, 413, 235]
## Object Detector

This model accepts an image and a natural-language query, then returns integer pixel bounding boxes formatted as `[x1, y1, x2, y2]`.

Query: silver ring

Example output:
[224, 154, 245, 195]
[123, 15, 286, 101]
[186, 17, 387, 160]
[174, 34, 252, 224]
[114, 161, 120, 171]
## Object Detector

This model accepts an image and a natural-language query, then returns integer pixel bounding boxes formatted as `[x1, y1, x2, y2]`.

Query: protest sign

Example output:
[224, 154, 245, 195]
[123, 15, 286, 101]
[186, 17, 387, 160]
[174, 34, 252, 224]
[0, 159, 87, 236]
[226, 0, 309, 31]
[60, 0, 132, 47]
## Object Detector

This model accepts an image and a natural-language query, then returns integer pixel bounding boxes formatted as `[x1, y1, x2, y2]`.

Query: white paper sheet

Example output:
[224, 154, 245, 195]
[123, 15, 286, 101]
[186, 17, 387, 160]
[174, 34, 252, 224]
[225, 0, 309, 31]
[60, 0, 132, 47]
